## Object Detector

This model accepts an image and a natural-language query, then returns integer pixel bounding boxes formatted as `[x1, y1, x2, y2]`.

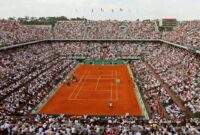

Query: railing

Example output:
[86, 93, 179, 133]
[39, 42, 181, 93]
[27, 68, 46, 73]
[0, 39, 199, 55]
[84, 59, 125, 65]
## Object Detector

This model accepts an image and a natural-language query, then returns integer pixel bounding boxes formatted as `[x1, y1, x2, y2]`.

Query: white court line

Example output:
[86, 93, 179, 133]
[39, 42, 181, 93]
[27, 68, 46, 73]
[115, 71, 119, 101]
[94, 76, 101, 91]
[110, 81, 113, 100]
[68, 99, 118, 101]
[110, 70, 114, 101]
[68, 70, 88, 99]
[79, 90, 112, 92]
[80, 78, 116, 80]
[73, 70, 91, 99]
[68, 70, 89, 100]
[76, 74, 114, 77]
[100, 75, 115, 77]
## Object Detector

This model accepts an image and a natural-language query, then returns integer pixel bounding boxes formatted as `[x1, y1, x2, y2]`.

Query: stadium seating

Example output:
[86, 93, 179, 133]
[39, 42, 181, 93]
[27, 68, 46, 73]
[54, 20, 161, 39]
[1, 20, 200, 49]
[146, 45, 200, 114]
[131, 61, 185, 119]
[162, 21, 200, 49]
[0, 20, 51, 47]
[0, 20, 200, 134]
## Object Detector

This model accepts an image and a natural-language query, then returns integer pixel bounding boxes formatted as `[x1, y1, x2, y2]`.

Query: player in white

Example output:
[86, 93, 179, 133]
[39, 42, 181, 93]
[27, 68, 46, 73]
[108, 101, 113, 109]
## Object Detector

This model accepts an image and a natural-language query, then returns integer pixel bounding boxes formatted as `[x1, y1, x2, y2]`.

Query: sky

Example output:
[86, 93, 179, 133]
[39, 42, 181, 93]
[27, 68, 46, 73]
[0, 0, 199, 20]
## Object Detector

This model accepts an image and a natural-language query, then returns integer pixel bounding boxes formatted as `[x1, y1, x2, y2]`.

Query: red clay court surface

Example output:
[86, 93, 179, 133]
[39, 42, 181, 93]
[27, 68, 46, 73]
[38, 65, 143, 116]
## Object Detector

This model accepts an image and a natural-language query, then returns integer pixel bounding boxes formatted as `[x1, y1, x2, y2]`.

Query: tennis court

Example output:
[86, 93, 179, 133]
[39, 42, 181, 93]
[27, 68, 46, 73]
[38, 65, 143, 116]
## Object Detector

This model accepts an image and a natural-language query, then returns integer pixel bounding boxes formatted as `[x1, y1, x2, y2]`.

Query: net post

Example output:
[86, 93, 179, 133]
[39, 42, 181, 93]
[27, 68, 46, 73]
[115, 79, 120, 84]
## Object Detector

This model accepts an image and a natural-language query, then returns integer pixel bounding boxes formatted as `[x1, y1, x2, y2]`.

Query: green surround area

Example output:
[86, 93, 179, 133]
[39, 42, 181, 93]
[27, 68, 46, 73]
[127, 65, 149, 119]
[84, 60, 125, 65]
[68, 56, 141, 64]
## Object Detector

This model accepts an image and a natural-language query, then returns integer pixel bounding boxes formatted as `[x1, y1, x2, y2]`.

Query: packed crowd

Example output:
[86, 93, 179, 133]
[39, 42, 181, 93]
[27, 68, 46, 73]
[146, 45, 200, 115]
[1, 114, 200, 134]
[131, 61, 185, 119]
[0, 41, 144, 95]
[162, 21, 200, 49]
[0, 20, 51, 47]
[0, 43, 78, 115]
[47, 42, 145, 60]
[0, 42, 199, 134]
[0, 43, 71, 98]
[1, 19, 200, 50]
[54, 20, 160, 39]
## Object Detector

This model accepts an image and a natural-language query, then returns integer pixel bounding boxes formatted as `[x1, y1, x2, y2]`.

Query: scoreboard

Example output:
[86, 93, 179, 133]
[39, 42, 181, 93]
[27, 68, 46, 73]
[161, 18, 177, 27]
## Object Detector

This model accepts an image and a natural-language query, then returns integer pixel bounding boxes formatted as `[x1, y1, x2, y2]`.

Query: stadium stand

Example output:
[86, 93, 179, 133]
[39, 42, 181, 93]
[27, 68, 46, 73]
[146, 45, 200, 114]
[131, 61, 185, 119]
[0, 20, 200, 134]
[54, 20, 161, 39]
[162, 21, 200, 49]
[1, 19, 200, 49]
[0, 20, 51, 47]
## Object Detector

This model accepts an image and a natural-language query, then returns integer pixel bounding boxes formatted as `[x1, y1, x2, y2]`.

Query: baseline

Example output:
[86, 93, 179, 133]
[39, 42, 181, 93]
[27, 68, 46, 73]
[68, 70, 89, 100]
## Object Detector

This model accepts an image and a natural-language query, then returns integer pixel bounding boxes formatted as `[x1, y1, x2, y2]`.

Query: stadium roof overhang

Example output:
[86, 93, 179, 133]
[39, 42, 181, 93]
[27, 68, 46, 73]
[0, 39, 199, 55]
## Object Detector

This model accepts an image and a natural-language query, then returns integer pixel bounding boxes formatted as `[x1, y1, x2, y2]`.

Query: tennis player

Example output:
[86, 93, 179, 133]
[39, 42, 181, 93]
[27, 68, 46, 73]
[66, 81, 70, 86]
[108, 101, 113, 109]
[72, 74, 77, 82]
